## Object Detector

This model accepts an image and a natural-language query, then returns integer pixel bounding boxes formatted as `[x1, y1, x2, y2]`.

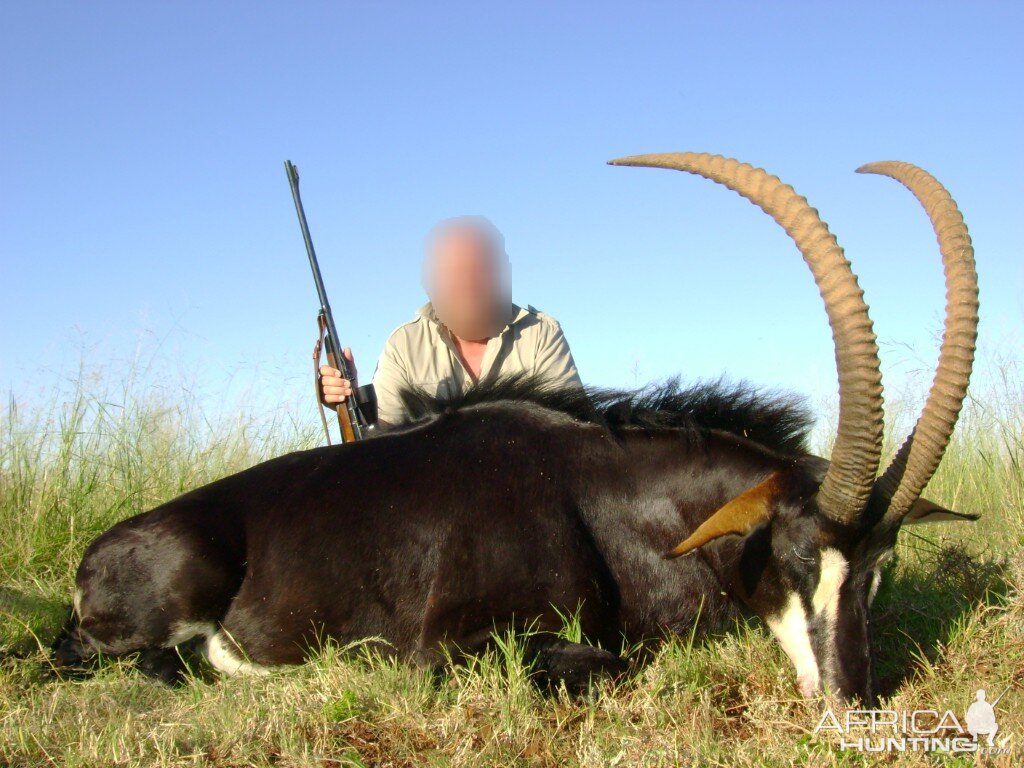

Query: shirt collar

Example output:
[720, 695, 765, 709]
[417, 301, 527, 337]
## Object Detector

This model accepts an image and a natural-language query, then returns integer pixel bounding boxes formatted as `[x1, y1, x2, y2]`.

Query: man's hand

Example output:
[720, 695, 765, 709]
[318, 348, 357, 409]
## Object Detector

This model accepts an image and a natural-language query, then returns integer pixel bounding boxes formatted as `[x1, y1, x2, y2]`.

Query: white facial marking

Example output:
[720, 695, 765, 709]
[868, 549, 894, 605]
[812, 548, 849, 621]
[205, 632, 270, 676]
[868, 570, 882, 605]
[809, 548, 849, 689]
[164, 621, 216, 648]
[766, 593, 819, 698]
[768, 549, 850, 698]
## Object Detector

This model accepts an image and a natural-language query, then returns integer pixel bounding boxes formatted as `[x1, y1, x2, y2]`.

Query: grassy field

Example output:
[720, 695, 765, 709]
[1, 361, 1021, 767]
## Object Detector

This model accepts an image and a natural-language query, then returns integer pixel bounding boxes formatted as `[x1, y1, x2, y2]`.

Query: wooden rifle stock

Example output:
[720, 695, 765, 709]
[324, 336, 358, 443]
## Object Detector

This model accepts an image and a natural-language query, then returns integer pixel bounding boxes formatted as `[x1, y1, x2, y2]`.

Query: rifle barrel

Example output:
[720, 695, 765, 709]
[284, 160, 363, 440]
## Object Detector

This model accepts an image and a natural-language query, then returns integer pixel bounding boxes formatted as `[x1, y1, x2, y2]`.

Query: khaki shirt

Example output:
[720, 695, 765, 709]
[371, 302, 582, 425]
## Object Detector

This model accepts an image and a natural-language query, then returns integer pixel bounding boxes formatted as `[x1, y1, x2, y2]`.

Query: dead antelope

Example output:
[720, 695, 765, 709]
[55, 153, 978, 703]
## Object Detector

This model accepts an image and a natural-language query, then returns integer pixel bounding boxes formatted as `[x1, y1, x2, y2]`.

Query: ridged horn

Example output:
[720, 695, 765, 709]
[608, 152, 884, 523]
[857, 162, 979, 522]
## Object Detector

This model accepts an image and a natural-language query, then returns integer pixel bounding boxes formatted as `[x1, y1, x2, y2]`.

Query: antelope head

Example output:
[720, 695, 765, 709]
[611, 153, 979, 704]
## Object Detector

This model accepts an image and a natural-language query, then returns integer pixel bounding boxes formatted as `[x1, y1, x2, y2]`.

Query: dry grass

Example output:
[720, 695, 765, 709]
[1, 357, 1021, 766]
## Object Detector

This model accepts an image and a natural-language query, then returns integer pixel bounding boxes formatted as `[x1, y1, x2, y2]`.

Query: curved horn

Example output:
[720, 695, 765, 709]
[857, 162, 979, 522]
[608, 152, 884, 523]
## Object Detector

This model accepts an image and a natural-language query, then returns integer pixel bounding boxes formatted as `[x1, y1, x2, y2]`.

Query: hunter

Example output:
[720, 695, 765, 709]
[318, 216, 582, 426]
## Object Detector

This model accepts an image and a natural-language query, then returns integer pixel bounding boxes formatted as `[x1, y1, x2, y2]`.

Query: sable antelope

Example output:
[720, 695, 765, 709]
[54, 154, 978, 703]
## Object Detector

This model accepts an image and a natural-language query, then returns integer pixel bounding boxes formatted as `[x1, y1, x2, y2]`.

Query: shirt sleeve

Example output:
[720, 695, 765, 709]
[533, 319, 583, 388]
[371, 333, 412, 427]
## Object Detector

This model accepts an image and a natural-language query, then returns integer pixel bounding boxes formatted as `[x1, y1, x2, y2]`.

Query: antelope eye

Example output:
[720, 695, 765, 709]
[790, 547, 817, 566]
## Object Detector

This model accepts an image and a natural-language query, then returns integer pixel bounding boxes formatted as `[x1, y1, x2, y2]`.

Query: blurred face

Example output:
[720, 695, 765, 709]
[425, 222, 511, 340]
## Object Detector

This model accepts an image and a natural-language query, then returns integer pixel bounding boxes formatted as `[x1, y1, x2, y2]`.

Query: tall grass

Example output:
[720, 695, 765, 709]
[1, 366, 320, 586]
[0, 355, 1021, 766]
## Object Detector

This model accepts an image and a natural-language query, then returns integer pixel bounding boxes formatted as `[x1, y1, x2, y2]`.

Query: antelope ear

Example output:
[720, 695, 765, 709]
[665, 472, 780, 559]
[904, 497, 979, 525]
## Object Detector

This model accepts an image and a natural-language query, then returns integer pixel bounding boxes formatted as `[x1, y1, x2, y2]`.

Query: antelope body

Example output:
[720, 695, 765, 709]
[55, 154, 978, 702]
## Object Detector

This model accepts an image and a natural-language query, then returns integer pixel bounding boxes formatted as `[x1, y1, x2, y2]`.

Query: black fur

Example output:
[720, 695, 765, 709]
[398, 373, 812, 455]
[58, 372, 907, 704]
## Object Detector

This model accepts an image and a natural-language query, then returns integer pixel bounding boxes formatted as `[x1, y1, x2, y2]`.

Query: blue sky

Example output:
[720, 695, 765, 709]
[2, 2, 1021, 422]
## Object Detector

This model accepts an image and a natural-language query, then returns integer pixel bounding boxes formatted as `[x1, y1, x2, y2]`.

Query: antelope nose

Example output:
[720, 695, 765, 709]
[797, 672, 820, 699]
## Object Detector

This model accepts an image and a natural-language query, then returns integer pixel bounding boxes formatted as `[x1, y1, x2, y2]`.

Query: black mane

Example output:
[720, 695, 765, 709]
[397, 373, 812, 454]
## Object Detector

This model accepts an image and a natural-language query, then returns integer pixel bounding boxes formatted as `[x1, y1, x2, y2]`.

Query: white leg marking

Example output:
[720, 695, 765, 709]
[164, 621, 216, 648]
[766, 593, 819, 698]
[205, 632, 270, 676]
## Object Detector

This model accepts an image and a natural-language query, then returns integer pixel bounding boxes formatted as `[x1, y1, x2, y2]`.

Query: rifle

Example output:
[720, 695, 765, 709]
[991, 685, 1011, 708]
[284, 160, 377, 443]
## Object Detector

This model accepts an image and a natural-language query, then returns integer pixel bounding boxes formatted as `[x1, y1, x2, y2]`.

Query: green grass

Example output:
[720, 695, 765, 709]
[1, 359, 1022, 767]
